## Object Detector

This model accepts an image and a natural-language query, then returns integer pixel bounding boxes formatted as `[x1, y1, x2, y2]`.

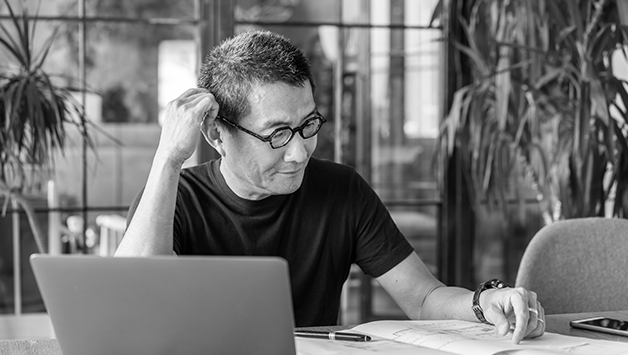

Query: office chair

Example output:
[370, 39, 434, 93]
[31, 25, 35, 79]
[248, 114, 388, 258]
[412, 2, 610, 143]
[515, 217, 628, 314]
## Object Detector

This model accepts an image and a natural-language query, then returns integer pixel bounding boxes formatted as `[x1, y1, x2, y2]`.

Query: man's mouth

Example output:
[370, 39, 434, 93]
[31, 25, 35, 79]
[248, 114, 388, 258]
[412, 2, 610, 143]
[278, 166, 304, 175]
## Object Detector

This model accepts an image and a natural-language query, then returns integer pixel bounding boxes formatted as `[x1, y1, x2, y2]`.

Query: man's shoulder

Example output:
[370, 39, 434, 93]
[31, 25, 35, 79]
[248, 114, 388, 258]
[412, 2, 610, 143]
[177, 160, 220, 195]
[180, 160, 217, 179]
[304, 157, 367, 193]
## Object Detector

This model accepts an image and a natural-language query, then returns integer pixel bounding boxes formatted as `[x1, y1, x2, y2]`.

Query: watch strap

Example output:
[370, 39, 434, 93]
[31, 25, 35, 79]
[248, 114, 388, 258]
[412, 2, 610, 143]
[472, 279, 510, 325]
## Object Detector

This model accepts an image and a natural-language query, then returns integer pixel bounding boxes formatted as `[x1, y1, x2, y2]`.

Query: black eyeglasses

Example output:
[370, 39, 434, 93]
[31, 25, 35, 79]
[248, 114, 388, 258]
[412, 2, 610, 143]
[216, 112, 327, 149]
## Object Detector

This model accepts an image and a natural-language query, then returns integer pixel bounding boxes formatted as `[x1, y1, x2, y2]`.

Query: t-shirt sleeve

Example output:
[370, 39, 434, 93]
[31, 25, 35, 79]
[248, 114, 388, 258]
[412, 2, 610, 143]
[350, 170, 414, 278]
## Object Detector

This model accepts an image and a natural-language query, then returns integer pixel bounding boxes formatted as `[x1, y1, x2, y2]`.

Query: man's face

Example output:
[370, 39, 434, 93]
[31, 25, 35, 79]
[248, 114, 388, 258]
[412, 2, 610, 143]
[219, 81, 318, 200]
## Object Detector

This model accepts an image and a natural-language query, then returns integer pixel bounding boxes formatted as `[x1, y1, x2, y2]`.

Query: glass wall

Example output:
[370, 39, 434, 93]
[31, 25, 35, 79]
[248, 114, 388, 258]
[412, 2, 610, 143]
[0, 0, 200, 314]
[0, 0, 444, 323]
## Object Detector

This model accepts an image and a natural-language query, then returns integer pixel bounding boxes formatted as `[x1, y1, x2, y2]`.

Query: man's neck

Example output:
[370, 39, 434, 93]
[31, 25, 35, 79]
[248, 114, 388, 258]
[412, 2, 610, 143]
[218, 159, 270, 201]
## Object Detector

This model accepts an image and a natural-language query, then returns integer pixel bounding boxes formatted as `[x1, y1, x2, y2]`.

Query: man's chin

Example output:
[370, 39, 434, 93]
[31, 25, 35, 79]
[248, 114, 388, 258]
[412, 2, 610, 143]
[272, 172, 305, 195]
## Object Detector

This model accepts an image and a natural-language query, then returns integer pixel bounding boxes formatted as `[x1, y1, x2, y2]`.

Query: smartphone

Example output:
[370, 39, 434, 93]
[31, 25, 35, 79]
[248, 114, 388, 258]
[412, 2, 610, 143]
[569, 316, 628, 337]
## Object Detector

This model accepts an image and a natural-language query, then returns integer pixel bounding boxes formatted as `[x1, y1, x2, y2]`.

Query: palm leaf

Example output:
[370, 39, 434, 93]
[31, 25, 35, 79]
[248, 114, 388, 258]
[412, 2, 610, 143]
[438, 0, 628, 222]
[566, 1, 586, 40]
[444, 86, 470, 156]
[0, 0, 94, 253]
[0, 30, 25, 64]
[0, 0, 28, 65]
[429, 0, 443, 27]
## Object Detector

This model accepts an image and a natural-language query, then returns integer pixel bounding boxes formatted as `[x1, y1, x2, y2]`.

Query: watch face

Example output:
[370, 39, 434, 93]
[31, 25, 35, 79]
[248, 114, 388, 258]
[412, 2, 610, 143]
[485, 279, 510, 289]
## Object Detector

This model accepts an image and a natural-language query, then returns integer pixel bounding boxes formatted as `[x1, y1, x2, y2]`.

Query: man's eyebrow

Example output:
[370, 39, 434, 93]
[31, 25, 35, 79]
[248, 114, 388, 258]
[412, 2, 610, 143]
[261, 108, 318, 129]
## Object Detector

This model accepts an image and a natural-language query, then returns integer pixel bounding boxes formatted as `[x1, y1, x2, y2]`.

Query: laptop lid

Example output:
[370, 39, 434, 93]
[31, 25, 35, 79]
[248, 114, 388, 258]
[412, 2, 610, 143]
[30, 254, 296, 355]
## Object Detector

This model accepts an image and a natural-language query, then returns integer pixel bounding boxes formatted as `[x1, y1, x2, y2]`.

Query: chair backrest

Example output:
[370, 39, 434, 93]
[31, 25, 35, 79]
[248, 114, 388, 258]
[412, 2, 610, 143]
[515, 217, 628, 314]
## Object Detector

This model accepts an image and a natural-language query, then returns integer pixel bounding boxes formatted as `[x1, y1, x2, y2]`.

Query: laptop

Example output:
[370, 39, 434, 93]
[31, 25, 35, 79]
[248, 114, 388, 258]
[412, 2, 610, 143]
[30, 254, 296, 355]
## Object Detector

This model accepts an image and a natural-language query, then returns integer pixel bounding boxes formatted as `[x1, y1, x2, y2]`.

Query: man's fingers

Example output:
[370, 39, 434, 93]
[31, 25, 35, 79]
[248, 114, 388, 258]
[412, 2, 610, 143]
[157, 88, 219, 164]
[170, 88, 216, 115]
[493, 315, 512, 336]
[522, 292, 545, 340]
[523, 292, 539, 338]
[486, 300, 514, 337]
[483, 287, 545, 343]
[526, 303, 546, 339]
[166, 90, 219, 132]
[509, 289, 531, 344]
[184, 92, 218, 119]
[199, 99, 220, 124]
[174, 87, 210, 101]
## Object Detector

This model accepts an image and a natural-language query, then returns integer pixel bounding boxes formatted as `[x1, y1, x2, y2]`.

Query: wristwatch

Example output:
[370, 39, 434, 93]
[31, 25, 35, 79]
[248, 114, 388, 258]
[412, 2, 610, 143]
[472, 278, 510, 325]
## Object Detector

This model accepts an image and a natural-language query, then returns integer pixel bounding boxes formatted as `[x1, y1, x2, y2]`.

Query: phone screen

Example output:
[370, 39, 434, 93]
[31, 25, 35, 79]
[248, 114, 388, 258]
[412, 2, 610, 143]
[581, 318, 628, 330]
[570, 317, 628, 337]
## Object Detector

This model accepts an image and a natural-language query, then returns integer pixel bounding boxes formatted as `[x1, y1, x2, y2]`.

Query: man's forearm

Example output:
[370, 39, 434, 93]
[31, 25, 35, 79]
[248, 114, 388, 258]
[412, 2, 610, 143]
[115, 155, 182, 256]
[419, 286, 478, 322]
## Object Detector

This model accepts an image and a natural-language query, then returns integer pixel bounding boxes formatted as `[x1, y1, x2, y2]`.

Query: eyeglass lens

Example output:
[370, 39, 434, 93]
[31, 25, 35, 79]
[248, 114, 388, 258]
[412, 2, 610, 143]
[270, 117, 323, 148]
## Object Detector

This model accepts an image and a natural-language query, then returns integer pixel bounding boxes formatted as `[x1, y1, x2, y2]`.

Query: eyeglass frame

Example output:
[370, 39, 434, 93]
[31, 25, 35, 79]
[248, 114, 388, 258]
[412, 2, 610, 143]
[214, 111, 327, 149]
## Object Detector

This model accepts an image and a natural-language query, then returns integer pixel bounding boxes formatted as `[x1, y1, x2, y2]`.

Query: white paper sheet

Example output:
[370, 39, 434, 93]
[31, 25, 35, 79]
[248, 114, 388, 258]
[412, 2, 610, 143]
[295, 335, 457, 355]
[351, 320, 628, 355]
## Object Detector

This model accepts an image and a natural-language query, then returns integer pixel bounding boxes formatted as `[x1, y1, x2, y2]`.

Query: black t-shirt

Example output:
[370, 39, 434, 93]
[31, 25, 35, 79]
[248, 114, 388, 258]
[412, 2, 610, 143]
[127, 157, 414, 326]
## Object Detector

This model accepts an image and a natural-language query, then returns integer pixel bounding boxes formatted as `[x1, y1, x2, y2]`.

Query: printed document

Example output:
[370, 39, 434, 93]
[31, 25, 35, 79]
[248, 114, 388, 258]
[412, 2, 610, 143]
[349, 320, 628, 355]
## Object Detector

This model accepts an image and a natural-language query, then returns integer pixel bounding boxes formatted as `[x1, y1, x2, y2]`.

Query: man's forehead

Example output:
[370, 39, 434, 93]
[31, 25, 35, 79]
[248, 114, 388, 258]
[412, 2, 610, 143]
[247, 80, 312, 101]
[244, 82, 316, 127]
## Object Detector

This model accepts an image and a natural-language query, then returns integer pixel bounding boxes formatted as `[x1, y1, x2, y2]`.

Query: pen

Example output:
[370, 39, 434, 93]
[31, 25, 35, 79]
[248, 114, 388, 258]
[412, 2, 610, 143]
[294, 330, 371, 342]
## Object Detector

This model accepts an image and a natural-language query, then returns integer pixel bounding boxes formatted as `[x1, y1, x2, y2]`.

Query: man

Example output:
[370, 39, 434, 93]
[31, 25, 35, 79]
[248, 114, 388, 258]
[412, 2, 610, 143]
[116, 30, 544, 343]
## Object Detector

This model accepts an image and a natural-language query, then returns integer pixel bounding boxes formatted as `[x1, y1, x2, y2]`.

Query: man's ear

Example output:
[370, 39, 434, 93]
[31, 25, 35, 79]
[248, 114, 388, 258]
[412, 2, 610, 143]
[200, 116, 226, 157]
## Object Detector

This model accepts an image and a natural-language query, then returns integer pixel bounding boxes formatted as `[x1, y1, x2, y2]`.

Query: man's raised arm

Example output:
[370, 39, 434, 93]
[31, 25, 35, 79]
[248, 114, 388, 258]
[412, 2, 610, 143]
[115, 89, 218, 256]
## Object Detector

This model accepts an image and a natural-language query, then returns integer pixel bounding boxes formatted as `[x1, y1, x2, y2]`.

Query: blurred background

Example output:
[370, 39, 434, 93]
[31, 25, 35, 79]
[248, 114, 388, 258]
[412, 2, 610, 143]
[2, 0, 628, 326]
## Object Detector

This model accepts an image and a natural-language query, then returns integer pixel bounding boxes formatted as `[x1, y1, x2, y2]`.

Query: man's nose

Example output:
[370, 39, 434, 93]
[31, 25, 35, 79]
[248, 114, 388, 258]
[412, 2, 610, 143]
[283, 134, 310, 163]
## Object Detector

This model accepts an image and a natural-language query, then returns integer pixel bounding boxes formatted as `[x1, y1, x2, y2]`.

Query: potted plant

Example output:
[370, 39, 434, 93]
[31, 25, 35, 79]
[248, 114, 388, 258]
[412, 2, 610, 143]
[434, 0, 628, 224]
[0, 0, 92, 254]
[431, 0, 628, 284]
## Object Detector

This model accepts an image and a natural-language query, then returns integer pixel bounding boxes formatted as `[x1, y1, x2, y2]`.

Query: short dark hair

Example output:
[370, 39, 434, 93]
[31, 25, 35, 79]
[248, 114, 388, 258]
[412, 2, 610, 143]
[197, 30, 315, 125]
